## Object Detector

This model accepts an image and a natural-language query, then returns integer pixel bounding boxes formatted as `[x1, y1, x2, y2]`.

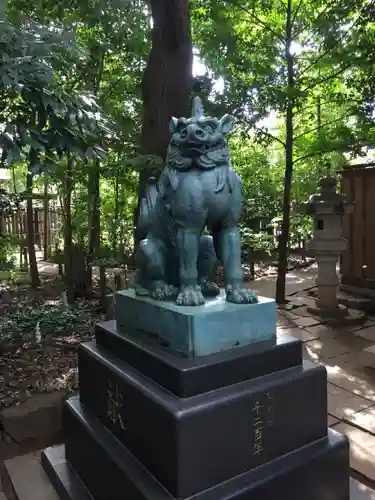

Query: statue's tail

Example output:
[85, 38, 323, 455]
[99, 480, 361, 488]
[137, 177, 158, 238]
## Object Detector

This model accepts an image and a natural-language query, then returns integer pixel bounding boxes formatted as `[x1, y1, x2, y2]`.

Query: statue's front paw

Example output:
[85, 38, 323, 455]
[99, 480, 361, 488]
[226, 285, 258, 304]
[151, 283, 178, 300]
[176, 285, 205, 306]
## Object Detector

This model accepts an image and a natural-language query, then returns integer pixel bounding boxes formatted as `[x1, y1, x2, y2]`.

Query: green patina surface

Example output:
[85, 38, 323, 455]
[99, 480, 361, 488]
[135, 97, 257, 307]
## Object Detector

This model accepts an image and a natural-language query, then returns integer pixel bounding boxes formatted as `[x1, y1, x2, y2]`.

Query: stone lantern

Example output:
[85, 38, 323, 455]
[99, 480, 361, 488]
[303, 177, 354, 317]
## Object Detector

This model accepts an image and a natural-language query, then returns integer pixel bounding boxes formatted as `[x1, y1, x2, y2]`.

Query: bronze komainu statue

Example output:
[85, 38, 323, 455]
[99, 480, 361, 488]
[135, 97, 258, 306]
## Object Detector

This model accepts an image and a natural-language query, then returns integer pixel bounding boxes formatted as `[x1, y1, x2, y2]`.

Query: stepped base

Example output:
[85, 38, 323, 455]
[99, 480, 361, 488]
[39, 312, 350, 500]
[41, 414, 349, 500]
[78, 342, 327, 497]
[9, 449, 375, 500]
[95, 321, 303, 397]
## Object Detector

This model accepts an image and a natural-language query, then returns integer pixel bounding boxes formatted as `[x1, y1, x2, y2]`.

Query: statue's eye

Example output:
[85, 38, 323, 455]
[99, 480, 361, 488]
[180, 127, 188, 138]
[176, 120, 187, 133]
[204, 125, 214, 133]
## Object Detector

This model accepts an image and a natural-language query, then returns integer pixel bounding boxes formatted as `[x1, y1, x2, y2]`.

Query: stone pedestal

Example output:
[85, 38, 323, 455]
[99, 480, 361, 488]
[115, 289, 276, 357]
[310, 252, 348, 317]
[41, 290, 350, 500]
[316, 254, 341, 309]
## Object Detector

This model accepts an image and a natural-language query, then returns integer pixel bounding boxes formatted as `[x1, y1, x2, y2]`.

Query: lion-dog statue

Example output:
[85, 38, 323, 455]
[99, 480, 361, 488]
[134, 97, 258, 306]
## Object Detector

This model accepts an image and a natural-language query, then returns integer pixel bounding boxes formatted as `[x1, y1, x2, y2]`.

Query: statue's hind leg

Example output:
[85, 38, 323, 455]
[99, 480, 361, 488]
[198, 235, 220, 297]
[135, 237, 178, 300]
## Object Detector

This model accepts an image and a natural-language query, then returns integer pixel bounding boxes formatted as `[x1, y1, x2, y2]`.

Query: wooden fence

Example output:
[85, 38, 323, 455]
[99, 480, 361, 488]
[0, 207, 62, 260]
[341, 163, 375, 290]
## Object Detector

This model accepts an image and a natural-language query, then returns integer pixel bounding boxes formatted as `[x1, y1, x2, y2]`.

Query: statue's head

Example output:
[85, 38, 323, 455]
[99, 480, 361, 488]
[168, 97, 234, 162]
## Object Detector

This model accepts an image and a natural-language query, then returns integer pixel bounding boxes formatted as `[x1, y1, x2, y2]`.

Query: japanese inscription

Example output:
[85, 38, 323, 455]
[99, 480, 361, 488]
[107, 379, 126, 430]
[252, 400, 264, 456]
[251, 391, 275, 458]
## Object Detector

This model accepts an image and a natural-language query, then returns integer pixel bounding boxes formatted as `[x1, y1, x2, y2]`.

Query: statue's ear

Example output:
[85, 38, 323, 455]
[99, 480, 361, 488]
[169, 117, 179, 134]
[219, 114, 234, 134]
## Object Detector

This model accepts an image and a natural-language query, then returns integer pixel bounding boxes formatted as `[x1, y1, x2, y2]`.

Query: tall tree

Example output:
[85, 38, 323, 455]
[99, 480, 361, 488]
[344, 1, 375, 152]
[8, 0, 149, 267]
[192, 0, 369, 302]
[0, 5, 110, 287]
[135, 0, 193, 243]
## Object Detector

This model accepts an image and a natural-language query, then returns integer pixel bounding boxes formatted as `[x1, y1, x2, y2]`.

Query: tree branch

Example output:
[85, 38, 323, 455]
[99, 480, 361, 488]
[293, 140, 370, 165]
[293, 97, 357, 117]
[256, 127, 287, 148]
[292, 0, 338, 38]
[100, 76, 124, 105]
[301, 62, 352, 92]
[298, 4, 368, 78]
[293, 113, 352, 141]
[299, 44, 339, 80]
[242, 120, 286, 148]
[231, 3, 285, 42]
[290, 0, 304, 28]
[293, 150, 328, 165]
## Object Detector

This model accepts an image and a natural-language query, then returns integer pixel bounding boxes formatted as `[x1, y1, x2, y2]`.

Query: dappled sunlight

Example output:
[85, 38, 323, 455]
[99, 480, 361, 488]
[54, 367, 78, 391]
[304, 344, 321, 362]
[44, 298, 61, 306]
[351, 441, 371, 461]
[302, 333, 369, 360]
[342, 406, 363, 418]
[299, 331, 375, 401]
[254, 269, 315, 285]
[357, 482, 370, 493]
[337, 424, 375, 483]
[250, 267, 317, 299]
[351, 479, 375, 500]
[349, 409, 375, 434]
[324, 357, 375, 403]
[327, 382, 371, 419]
[37, 262, 59, 274]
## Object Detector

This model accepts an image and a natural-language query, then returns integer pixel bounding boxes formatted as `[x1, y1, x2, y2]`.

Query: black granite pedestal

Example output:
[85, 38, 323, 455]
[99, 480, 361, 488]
[41, 320, 350, 500]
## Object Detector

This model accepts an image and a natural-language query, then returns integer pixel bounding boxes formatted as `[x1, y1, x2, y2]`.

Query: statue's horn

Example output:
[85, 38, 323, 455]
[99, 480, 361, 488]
[191, 96, 204, 119]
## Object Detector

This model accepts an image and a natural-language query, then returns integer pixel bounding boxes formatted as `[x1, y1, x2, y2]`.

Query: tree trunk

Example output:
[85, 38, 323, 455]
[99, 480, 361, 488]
[26, 150, 41, 288]
[99, 265, 106, 299]
[134, 0, 193, 246]
[43, 177, 49, 261]
[276, 0, 294, 304]
[88, 158, 101, 261]
[63, 155, 75, 303]
[87, 48, 105, 283]
[12, 165, 17, 193]
[316, 96, 321, 133]
[113, 158, 120, 259]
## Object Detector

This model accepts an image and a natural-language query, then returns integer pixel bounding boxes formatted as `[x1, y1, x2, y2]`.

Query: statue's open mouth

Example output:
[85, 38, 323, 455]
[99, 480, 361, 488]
[181, 141, 221, 156]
